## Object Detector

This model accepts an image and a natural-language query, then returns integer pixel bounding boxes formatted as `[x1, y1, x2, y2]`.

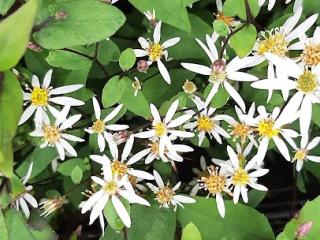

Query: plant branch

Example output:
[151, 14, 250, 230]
[32, 16, 55, 33]
[123, 227, 128, 240]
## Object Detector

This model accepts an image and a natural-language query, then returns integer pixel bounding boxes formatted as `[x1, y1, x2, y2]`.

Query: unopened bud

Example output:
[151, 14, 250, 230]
[212, 59, 226, 72]
[137, 60, 149, 73]
[295, 221, 313, 238]
[144, 9, 158, 27]
[55, 11, 68, 20]
[182, 79, 197, 94]
[27, 42, 43, 52]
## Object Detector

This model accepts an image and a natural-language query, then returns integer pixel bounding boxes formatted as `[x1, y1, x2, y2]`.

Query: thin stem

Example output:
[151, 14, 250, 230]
[62, 48, 94, 60]
[32, 16, 55, 33]
[123, 227, 128, 240]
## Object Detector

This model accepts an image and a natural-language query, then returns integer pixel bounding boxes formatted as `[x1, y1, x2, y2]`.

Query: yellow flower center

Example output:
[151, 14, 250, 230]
[111, 160, 128, 177]
[301, 43, 320, 66]
[202, 172, 226, 194]
[216, 12, 235, 26]
[296, 71, 318, 93]
[148, 43, 163, 61]
[156, 186, 175, 205]
[183, 80, 197, 94]
[257, 33, 288, 57]
[43, 125, 60, 144]
[232, 168, 250, 186]
[92, 119, 105, 133]
[257, 119, 279, 138]
[209, 70, 227, 84]
[31, 87, 48, 106]
[230, 123, 250, 142]
[197, 115, 214, 132]
[154, 122, 167, 137]
[238, 154, 247, 168]
[103, 181, 118, 195]
[294, 149, 307, 161]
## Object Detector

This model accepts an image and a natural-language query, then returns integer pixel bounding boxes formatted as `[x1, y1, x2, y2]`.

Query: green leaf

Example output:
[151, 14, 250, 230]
[0, 210, 8, 240]
[0, 0, 38, 71]
[98, 40, 120, 65]
[230, 25, 257, 58]
[119, 48, 136, 72]
[213, 20, 229, 37]
[181, 222, 202, 240]
[33, 0, 126, 49]
[102, 75, 126, 108]
[181, 0, 200, 7]
[0, 0, 15, 15]
[223, 0, 260, 20]
[129, 0, 191, 33]
[128, 204, 176, 240]
[10, 175, 25, 198]
[103, 197, 130, 231]
[312, 104, 320, 127]
[247, 190, 267, 208]
[177, 197, 275, 240]
[45, 49, 92, 70]
[119, 77, 151, 118]
[0, 72, 23, 178]
[71, 166, 83, 184]
[277, 196, 320, 240]
[58, 158, 86, 176]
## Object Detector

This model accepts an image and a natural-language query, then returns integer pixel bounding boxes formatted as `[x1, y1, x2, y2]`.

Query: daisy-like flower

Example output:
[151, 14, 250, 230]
[188, 156, 210, 196]
[90, 135, 155, 181]
[225, 103, 257, 145]
[183, 96, 231, 146]
[13, 163, 38, 218]
[215, 0, 240, 29]
[289, 136, 320, 171]
[19, 69, 84, 127]
[247, 105, 300, 164]
[198, 165, 231, 217]
[250, 7, 318, 100]
[40, 196, 65, 217]
[80, 159, 150, 229]
[140, 137, 193, 164]
[135, 99, 194, 158]
[181, 35, 258, 111]
[147, 170, 196, 211]
[134, 21, 180, 84]
[223, 146, 269, 204]
[251, 55, 320, 137]
[85, 97, 128, 152]
[30, 105, 84, 160]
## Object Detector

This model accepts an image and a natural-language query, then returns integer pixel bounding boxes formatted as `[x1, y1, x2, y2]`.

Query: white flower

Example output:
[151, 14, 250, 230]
[188, 156, 209, 196]
[183, 96, 231, 146]
[80, 160, 149, 229]
[247, 105, 300, 164]
[141, 137, 193, 165]
[90, 135, 154, 181]
[13, 163, 38, 218]
[198, 165, 231, 218]
[19, 69, 84, 128]
[251, 56, 320, 137]
[147, 170, 196, 211]
[181, 35, 258, 111]
[289, 135, 320, 171]
[259, 0, 302, 11]
[250, 7, 318, 100]
[135, 99, 194, 158]
[134, 21, 180, 84]
[85, 97, 128, 152]
[30, 105, 84, 160]
[224, 146, 269, 204]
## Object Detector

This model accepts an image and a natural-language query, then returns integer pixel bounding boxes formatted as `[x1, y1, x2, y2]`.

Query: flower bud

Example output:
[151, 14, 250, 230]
[182, 79, 197, 94]
[40, 196, 65, 217]
[137, 60, 149, 73]
[212, 59, 226, 73]
[55, 11, 68, 20]
[295, 221, 313, 238]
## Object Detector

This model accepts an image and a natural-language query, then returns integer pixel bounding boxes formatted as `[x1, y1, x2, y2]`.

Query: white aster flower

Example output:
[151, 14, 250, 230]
[184, 96, 231, 146]
[19, 69, 84, 128]
[198, 165, 231, 218]
[135, 99, 194, 158]
[289, 135, 320, 171]
[90, 135, 154, 181]
[181, 35, 258, 111]
[30, 105, 84, 160]
[251, 55, 320, 137]
[85, 97, 128, 152]
[13, 163, 38, 218]
[224, 146, 269, 204]
[147, 170, 196, 211]
[134, 21, 180, 84]
[248, 105, 300, 164]
[80, 160, 150, 229]
[250, 7, 318, 100]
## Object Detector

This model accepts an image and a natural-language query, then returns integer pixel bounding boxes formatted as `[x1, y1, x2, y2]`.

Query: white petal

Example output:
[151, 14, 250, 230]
[153, 21, 162, 43]
[150, 103, 161, 122]
[60, 138, 77, 157]
[98, 133, 106, 152]
[224, 81, 245, 112]
[233, 185, 241, 204]
[251, 79, 296, 90]
[62, 133, 85, 142]
[240, 186, 248, 203]
[106, 124, 129, 131]
[253, 138, 269, 164]
[162, 37, 180, 49]
[112, 196, 131, 228]
[121, 135, 134, 161]
[307, 137, 320, 150]
[24, 193, 38, 208]
[195, 38, 215, 62]
[165, 99, 179, 124]
[138, 37, 149, 49]
[216, 193, 225, 218]
[227, 145, 239, 168]
[157, 60, 171, 84]
[306, 155, 320, 163]
[60, 114, 82, 130]
[227, 71, 258, 82]
[204, 83, 219, 107]
[55, 142, 65, 160]
[32, 74, 40, 87]
[19, 105, 36, 125]
[89, 195, 109, 225]
[181, 63, 211, 75]
[92, 97, 101, 120]
[287, 14, 319, 42]
[104, 104, 123, 123]
[168, 130, 194, 138]
[249, 169, 269, 178]
[91, 176, 106, 186]
[134, 49, 148, 57]
[19, 197, 30, 218]
[206, 34, 218, 60]
[153, 170, 164, 187]
[127, 149, 151, 165]
[283, 6, 302, 35]
[22, 162, 33, 184]
[49, 96, 84, 106]
[249, 182, 268, 191]
[42, 70, 53, 88]
[81, 191, 104, 213]
[174, 195, 196, 204]
[273, 136, 290, 161]
[50, 84, 83, 95]
[134, 130, 155, 138]
[128, 169, 154, 180]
